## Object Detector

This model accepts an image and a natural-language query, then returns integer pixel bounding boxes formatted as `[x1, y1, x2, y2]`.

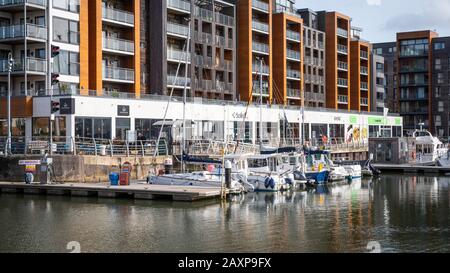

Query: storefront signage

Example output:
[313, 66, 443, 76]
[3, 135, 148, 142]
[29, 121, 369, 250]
[19, 160, 41, 166]
[350, 116, 358, 124]
[232, 112, 247, 119]
[60, 98, 75, 115]
[368, 117, 385, 125]
[117, 105, 130, 116]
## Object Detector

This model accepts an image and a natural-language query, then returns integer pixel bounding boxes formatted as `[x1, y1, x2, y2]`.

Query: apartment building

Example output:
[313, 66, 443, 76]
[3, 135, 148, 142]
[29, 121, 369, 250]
[370, 53, 386, 113]
[373, 42, 397, 113]
[272, 0, 303, 106]
[431, 36, 450, 139]
[317, 11, 351, 111]
[297, 8, 326, 108]
[349, 27, 370, 112]
[148, 0, 236, 101]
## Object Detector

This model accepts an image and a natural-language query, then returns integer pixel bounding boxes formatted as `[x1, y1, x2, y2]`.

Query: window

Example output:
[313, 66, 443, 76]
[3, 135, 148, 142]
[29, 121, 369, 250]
[376, 62, 384, 72]
[54, 50, 79, 76]
[435, 116, 442, 126]
[53, 17, 79, 44]
[116, 118, 130, 140]
[0, 118, 26, 136]
[436, 87, 442, 98]
[438, 101, 444, 112]
[438, 73, 445, 84]
[32, 117, 66, 137]
[435, 59, 442, 70]
[374, 48, 382, 55]
[53, 0, 80, 12]
[75, 117, 111, 140]
[35, 48, 46, 59]
[434, 42, 445, 50]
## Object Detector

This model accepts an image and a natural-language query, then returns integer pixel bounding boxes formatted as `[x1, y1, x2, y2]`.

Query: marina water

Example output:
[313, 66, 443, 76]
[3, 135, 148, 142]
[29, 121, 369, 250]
[0, 174, 449, 253]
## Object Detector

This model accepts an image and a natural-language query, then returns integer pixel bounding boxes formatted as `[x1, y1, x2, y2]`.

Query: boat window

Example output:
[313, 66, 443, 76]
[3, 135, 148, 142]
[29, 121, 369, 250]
[289, 157, 297, 166]
[248, 159, 268, 168]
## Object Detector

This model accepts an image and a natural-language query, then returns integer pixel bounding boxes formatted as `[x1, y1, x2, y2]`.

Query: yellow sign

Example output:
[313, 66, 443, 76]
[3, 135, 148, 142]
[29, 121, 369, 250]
[25, 165, 36, 173]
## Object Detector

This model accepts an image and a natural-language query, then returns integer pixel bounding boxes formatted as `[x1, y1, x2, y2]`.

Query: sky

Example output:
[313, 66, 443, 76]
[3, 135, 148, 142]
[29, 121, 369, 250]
[295, 0, 450, 43]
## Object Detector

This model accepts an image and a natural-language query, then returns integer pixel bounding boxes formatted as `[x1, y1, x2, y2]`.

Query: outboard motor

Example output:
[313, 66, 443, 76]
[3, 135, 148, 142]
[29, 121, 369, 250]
[293, 170, 307, 181]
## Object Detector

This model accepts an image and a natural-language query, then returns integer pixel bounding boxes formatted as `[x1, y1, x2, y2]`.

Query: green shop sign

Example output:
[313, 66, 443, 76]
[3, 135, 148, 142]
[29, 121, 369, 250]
[350, 116, 358, 124]
[368, 117, 386, 125]
[395, 118, 402, 125]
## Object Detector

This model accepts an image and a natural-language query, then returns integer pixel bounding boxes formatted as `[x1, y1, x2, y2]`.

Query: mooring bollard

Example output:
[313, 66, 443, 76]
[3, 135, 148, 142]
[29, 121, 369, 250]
[164, 158, 173, 174]
[225, 160, 232, 189]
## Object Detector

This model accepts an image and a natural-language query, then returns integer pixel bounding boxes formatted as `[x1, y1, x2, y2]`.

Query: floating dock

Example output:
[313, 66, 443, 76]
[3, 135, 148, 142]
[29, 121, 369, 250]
[374, 164, 450, 174]
[0, 182, 231, 202]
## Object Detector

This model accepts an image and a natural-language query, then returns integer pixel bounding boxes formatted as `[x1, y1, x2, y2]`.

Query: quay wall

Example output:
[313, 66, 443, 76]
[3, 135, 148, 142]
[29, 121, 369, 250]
[0, 155, 167, 183]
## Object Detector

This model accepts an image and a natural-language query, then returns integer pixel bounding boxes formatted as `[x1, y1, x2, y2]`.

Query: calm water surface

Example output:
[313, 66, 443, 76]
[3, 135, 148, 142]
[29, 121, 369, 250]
[0, 174, 449, 253]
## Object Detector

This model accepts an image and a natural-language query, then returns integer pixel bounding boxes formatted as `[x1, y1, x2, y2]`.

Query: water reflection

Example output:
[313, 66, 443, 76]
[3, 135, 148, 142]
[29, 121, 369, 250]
[0, 175, 449, 253]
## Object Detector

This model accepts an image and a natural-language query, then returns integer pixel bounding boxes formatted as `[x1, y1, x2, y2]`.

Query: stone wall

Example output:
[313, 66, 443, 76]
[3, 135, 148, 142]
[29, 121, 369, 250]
[0, 155, 168, 183]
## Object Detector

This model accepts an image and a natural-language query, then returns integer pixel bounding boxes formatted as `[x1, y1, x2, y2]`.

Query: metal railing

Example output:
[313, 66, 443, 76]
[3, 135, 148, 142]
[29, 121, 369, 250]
[215, 12, 234, 26]
[287, 88, 301, 98]
[360, 98, 369, 106]
[252, 63, 269, 74]
[338, 61, 348, 70]
[252, 20, 269, 33]
[167, 22, 189, 37]
[360, 66, 368, 75]
[102, 6, 134, 26]
[338, 95, 348, 103]
[337, 44, 348, 54]
[337, 27, 348, 37]
[103, 36, 134, 53]
[0, 24, 47, 40]
[215, 35, 226, 46]
[252, 82, 269, 95]
[360, 82, 369, 90]
[102, 66, 135, 82]
[286, 69, 301, 79]
[195, 31, 213, 44]
[305, 92, 325, 102]
[252, 0, 269, 12]
[167, 0, 191, 12]
[360, 50, 369, 59]
[286, 30, 301, 41]
[286, 49, 301, 60]
[338, 78, 348, 87]
[0, 57, 46, 73]
[167, 48, 191, 62]
[195, 6, 213, 21]
[252, 42, 269, 54]
[167, 75, 190, 87]
[0, 137, 168, 157]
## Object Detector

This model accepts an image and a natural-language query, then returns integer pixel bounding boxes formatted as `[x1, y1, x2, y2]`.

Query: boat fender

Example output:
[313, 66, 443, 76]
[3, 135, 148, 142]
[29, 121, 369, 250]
[264, 177, 276, 189]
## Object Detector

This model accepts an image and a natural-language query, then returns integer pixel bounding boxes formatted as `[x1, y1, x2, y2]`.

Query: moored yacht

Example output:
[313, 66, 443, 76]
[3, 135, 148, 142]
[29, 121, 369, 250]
[413, 129, 448, 166]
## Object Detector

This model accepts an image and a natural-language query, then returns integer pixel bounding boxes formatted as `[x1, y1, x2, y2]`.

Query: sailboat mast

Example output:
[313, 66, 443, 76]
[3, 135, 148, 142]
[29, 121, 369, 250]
[259, 57, 263, 151]
[182, 18, 191, 173]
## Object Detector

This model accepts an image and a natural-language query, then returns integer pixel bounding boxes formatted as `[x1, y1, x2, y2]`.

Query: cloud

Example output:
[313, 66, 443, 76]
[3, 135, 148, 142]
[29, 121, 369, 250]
[383, 0, 450, 32]
[366, 0, 381, 6]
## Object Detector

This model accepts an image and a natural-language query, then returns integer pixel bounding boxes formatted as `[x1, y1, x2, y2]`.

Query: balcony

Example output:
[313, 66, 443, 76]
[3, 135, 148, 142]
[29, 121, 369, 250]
[286, 69, 301, 80]
[167, 22, 189, 37]
[252, 63, 269, 74]
[337, 44, 348, 54]
[252, 42, 269, 54]
[360, 98, 368, 106]
[167, 48, 191, 63]
[202, 80, 213, 90]
[360, 50, 368, 59]
[318, 41, 325, 49]
[360, 82, 369, 90]
[103, 66, 134, 82]
[337, 78, 348, 87]
[305, 92, 325, 102]
[167, 0, 191, 13]
[337, 27, 348, 38]
[215, 12, 234, 27]
[195, 6, 213, 22]
[0, 0, 46, 8]
[252, 20, 269, 34]
[338, 95, 348, 104]
[0, 57, 46, 73]
[0, 24, 47, 41]
[103, 37, 134, 55]
[286, 30, 300, 42]
[287, 88, 301, 98]
[400, 80, 428, 87]
[337, 61, 348, 71]
[252, 0, 269, 13]
[195, 31, 213, 44]
[215, 35, 226, 47]
[167, 75, 191, 87]
[286, 49, 301, 61]
[102, 6, 134, 27]
[360, 66, 368, 75]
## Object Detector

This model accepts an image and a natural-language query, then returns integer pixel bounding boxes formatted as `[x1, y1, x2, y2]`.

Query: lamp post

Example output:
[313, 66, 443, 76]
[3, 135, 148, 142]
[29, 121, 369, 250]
[6, 52, 14, 157]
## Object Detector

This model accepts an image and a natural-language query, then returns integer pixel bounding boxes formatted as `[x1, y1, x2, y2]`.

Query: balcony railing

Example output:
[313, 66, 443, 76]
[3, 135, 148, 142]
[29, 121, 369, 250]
[215, 35, 226, 47]
[0, 57, 46, 73]
[167, 0, 191, 12]
[360, 66, 368, 75]
[0, 0, 47, 7]
[252, 20, 269, 33]
[167, 22, 189, 37]
[360, 98, 369, 106]
[338, 78, 348, 87]
[286, 30, 301, 42]
[337, 44, 348, 54]
[103, 37, 134, 53]
[338, 95, 348, 103]
[167, 48, 191, 62]
[195, 31, 213, 44]
[102, 7, 134, 26]
[360, 82, 369, 90]
[337, 61, 348, 70]
[252, 42, 269, 54]
[305, 92, 325, 102]
[195, 6, 213, 21]
[202, 80, 213, 90]
[103, 66, 134, 82]
[0, 24, 47, 40]
[215, 13, 234, 27]
[167, 75, 190, 87]
[286, 49, 301, 61]
[252, 63, 269, 74]
[252, 0, 269, 12]
[360, 50, 368, 59]
[286, 69, 301, 79]
[287, 88, 301, 98]
[337, 28, 348, 37]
